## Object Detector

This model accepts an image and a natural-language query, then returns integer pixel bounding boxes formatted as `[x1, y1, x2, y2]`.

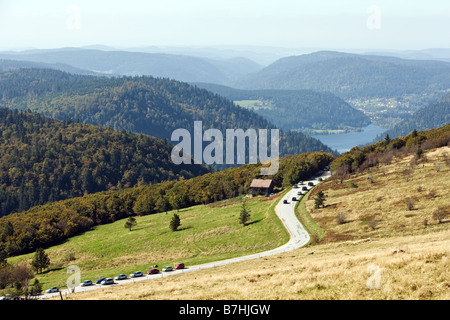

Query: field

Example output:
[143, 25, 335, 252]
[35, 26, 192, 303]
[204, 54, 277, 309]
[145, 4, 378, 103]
[61, 146, 449, 300]
[234, 99, 274, 111]
[7, 192, 290, 291]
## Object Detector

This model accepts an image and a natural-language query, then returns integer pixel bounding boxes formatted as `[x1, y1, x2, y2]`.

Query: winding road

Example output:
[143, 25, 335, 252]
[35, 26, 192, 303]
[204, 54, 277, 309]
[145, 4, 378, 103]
[40, 170, 331, 299]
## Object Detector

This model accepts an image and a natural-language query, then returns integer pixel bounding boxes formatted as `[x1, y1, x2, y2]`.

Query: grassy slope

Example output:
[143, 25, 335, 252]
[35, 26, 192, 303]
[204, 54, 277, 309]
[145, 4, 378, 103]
[63, 146, 449, 300]
[8, 193, 289, 291]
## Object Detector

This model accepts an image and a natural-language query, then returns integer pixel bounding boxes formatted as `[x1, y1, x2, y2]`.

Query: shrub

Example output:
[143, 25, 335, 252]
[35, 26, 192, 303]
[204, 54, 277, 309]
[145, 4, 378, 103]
[368, 217, 379, 230]
[432, 207, 448, 224]
[336, 212, 347, 225]
[169, 213, 181, 231]
[405, 197, 415, 211]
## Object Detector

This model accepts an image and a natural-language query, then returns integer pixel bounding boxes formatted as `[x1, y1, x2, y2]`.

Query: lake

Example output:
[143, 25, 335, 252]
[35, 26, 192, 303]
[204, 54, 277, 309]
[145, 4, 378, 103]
[312, 124, 387, 154]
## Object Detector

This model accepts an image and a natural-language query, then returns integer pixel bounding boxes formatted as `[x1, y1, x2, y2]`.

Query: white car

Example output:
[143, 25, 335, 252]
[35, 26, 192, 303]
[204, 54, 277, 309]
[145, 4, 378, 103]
[45, 287, 59, 293]
[130, 271, 144, 278]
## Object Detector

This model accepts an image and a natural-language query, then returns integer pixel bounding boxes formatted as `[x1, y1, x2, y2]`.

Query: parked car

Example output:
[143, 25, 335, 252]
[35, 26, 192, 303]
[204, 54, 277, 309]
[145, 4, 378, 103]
[302, 186, 308, 191]
[147, 268, 160, 275]
[45, 287, 59, 293]
[81, 280, 93, 287]
[174, 263, 185, 270]
[0, 295, 11, 300]
[292, 197, 297, 201]
[283, 199, 288, 204]
[95, 278, 106, 285]
[130, 271, 143, 278]
[308, 182, 314, 186]
[115, 274, 127, 280]
[297, 191, 302, 196]
[162, 266, 173, 272]
[293, 184, 298, 188]
[101, 278, 114, 285]
[298, 181, 303, 185]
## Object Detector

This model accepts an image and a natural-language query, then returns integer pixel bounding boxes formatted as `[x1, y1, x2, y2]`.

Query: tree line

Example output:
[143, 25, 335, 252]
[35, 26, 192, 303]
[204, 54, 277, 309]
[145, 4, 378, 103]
[0, 151, 333, 258]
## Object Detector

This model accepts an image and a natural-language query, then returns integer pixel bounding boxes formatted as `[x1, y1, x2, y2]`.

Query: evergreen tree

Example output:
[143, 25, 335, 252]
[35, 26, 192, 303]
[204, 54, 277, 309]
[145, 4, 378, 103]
[239, 200, 251, 226]
[31, 248, 50, 274]
[314, 191, 326, 209]
[169, 213, 181, 232]
[124, 216, 137, 231]
[29, 278, 43, 296]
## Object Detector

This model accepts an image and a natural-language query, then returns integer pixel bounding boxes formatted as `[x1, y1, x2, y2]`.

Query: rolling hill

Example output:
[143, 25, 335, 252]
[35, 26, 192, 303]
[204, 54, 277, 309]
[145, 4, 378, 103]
[0, 151, 333, 257]
[0, 108, 209, 218]
[379, 94, 450, 139]
[11, 125, 449, 300]
[0, 68, 335, 159]
[194, 83, 371, 132]
[234, 51, 450, 100]
[71, 127, 450, 300]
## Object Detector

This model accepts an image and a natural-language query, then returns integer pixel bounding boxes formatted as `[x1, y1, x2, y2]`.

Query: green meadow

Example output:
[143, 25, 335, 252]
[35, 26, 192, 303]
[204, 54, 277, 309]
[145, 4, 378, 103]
[8, 193, 289, 290]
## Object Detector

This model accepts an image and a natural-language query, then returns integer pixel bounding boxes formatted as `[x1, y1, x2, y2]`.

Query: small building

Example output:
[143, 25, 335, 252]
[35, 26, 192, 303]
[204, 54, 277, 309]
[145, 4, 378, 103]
[249, 179, 273, 196]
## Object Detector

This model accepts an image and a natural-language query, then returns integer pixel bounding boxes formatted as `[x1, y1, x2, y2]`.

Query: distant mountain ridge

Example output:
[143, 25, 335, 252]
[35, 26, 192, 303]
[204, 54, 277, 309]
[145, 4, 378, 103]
[234, 51, 450, 99]
[0, 48, 262, 84]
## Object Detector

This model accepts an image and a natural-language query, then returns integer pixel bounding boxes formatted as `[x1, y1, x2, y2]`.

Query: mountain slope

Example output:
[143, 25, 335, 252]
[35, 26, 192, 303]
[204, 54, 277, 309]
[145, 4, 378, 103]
[0, 108, 209, 218]
[0, 151, 333, 257]
[380, 94, 450, 139]
[194, 83, 371, 131]
[234, 51, 450, 99]
[0, 68, 335, 158]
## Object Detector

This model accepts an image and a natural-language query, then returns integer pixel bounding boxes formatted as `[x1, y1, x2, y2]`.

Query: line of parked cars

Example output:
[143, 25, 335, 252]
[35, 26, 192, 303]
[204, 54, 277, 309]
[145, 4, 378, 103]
[44, 262, 186, 293]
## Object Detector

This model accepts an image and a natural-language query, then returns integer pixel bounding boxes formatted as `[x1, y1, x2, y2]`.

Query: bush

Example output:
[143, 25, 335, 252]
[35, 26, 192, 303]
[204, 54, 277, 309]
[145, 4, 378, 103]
[432, 207, 448, 224]
[336, 212, 347, 225]
[368, 217, 380, 230]
[169, 214, 181, 232]
[405, 197, 415, 211]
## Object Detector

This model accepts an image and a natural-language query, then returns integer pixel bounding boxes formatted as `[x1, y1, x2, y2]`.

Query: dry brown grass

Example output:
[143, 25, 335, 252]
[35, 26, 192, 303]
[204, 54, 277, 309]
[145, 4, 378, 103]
[306, 147, 450, 243]
[61, 147, 450, 300]
[62, 230, 449, 300]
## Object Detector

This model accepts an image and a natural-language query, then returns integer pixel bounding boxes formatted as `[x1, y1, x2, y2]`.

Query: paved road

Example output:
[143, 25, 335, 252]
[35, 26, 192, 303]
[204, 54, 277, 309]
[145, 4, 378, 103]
[40, 171, 331, 299]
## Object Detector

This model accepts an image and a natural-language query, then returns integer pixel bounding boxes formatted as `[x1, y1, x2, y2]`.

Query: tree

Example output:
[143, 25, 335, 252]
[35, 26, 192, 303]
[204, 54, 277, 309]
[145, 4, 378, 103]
[314, 191, 326, 209]
[239, 200, 251, 226]
[124, 216, 137, 231]
[29, 278, 43, 296]
[170, 213, 181, 232]
[31, 248, 50, 274]
[156, 196, 171, 214]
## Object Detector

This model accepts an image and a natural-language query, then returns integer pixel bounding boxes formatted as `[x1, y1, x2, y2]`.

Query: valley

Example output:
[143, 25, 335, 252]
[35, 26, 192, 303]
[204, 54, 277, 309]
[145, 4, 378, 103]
[0, 44, 449, 303]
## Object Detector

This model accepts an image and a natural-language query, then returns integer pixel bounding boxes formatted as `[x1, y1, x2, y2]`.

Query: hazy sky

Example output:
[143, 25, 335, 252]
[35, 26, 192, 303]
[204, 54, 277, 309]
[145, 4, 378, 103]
[0, 0, 449, 51]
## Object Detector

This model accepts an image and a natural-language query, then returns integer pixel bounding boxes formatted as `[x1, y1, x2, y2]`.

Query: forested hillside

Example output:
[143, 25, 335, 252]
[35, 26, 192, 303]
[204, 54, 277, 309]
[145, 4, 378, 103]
[379, 94, 450, 139]
[194, 83, 370, 131]
[0, 108, 209, 218]
[234, 51, 450, 99]
[0, 68, 335, 157]
[0, 151, 334, 257]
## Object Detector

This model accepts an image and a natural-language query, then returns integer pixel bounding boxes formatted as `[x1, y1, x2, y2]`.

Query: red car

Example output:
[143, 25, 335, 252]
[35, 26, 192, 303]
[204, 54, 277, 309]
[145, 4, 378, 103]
[147, 268, 160, 275]
[174, 263, 185, 270]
